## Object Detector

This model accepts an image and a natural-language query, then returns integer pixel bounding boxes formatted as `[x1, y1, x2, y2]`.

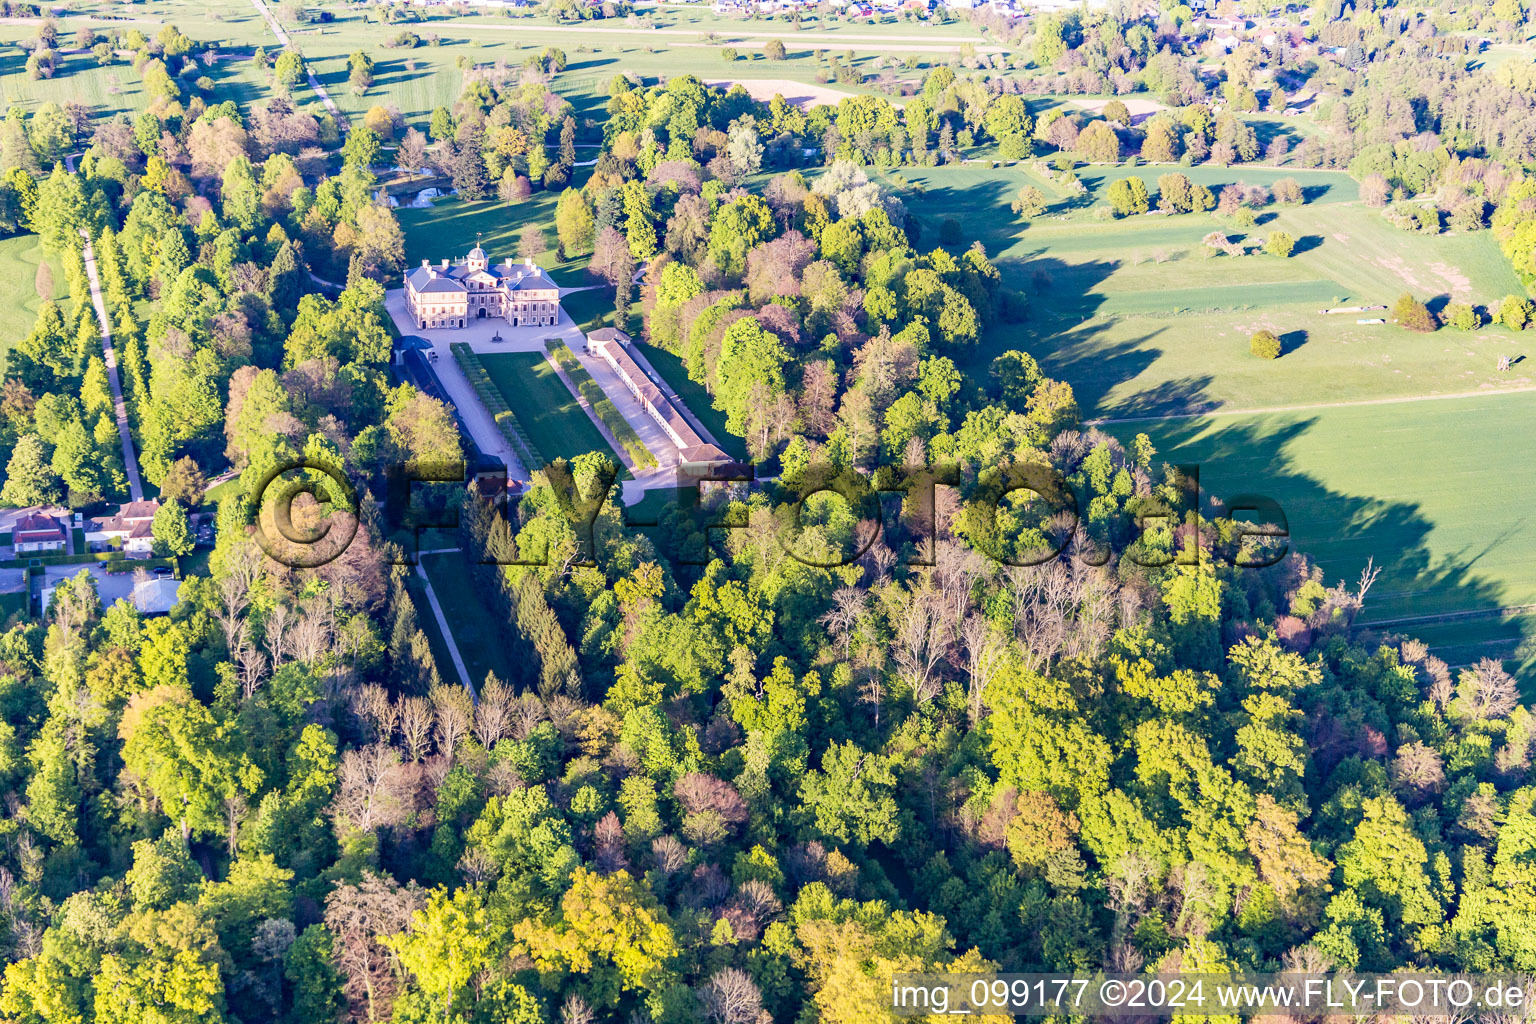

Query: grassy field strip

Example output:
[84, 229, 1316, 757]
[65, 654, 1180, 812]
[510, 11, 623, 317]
[1087, 382, 1536, 425]
[433, 23, 1005, 53]
[1106, 392, 1536, 633]
[1362, 603, 1536, 629]
[1090, 280, 1343, 318]
[455, 22, 991, 42]
[420, 550, 518, 691]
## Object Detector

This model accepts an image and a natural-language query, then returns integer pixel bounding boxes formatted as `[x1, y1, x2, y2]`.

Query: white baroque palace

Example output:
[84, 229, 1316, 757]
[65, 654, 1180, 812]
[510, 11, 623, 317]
[404, 245, 562, 330]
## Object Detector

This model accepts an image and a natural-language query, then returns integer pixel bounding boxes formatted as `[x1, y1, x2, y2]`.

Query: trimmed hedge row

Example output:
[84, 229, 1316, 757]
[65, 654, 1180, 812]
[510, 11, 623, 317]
[450, 343, 545, 472]
[0, 550, 128, 570]
[545, 341, 658, 470]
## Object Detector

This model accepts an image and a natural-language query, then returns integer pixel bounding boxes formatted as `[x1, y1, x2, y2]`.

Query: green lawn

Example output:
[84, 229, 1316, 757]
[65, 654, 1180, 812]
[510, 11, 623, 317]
[561, 287, 616, 334]
[403, 568, 463, 687]
[479, 351, 627, 469]
[398, 194, 590, 287]
[0, 235, 67, 365]
[419, 549, 518, 692]
[897, 163, 1532, 419]
[0, 591, 27, 624]
[1104, 391, 1536, 679]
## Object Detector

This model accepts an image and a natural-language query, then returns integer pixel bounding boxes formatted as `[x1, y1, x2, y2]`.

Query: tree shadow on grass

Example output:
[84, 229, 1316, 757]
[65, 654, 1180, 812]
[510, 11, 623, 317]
[1280, 329, 1308, 354]
[1119, 412, 1523, 679]
[1292, 234, 1324, 255]
[567, 56, 618, 73]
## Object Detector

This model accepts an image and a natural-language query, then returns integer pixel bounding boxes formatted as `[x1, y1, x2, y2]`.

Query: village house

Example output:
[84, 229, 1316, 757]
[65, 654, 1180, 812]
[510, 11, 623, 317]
[584, 328, 731, 473]
[12, 513, 67, 554]
[84, 500, 160, 555]
[404, 246, 562, 330]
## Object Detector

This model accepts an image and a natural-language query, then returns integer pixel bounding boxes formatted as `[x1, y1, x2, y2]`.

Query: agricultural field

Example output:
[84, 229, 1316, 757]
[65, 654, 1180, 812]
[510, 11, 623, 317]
[479, 350, 627, 469]
[0, 234, 67, 365]
[1102, 392, 1536, 690]
[954, 162, 1536, 673]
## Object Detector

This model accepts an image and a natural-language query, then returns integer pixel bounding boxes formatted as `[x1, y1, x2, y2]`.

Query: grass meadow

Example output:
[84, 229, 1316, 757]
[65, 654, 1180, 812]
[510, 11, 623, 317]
[1103, 393, 1536, 692]
[926, 161, 1536, 675]
[397, 193, 591, 287]
[0, 235, 68, 365]
[419, 549, 519, 689]
[480, 350, 626, 469]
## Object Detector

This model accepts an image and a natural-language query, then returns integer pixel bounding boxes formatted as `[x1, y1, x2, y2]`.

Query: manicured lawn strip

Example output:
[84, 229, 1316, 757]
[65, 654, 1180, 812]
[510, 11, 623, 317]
[632, 340, 747, 461]
[546, 340, 657, 469]
[397, 194, 591, 287]
[402, 568, 460, 688]
[450, 343, 545, 472]
[0, 591, 27, 623]
[479, 351, 629, 473]
[561, 288, 615, 334]
[420, 549, 520, 691]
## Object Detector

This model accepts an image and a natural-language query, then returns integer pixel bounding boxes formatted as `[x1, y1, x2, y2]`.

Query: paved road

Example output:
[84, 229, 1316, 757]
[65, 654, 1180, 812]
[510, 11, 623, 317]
[244, 0, 347, 127]
[78, 229, 145, 502]
[384, 291, 530, 481]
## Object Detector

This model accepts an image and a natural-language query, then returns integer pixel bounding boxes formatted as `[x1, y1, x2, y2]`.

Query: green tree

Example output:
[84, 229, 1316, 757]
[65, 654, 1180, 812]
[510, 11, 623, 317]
[1265, 230, 1295, 257]
[707, 194, 775, 277]
[512, 867, 679, 1009]
[1, 433, 59, 506]
[621, 180, 658, 260]
[1250, 329, 1282, 359]
[273, 50, 305, 92]
[799, 741, 901, 844]
[1105, 176, 1149, 216]
[554, 187, 595, 258]
[152, 499, 195, 556]
[347, 49, 375, 93]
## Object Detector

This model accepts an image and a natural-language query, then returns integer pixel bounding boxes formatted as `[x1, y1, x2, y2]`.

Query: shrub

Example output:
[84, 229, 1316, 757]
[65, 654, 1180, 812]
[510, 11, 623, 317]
[1444, 302, 1481, 331]
[1392, 292, 1438, 333]
[1495, 294, 1532, 331]
[1249, 330, 1282, 359]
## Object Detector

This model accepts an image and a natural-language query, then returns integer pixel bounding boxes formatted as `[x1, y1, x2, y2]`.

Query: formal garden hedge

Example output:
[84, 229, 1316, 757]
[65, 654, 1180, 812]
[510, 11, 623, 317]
[545, 340, 657, 470]
[450, 343, 545, 472]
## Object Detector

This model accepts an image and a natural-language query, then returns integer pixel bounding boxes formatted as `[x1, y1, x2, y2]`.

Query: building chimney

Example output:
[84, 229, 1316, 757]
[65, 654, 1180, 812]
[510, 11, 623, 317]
[441, 259, 449, 270]
[421, 259, 429, 268]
